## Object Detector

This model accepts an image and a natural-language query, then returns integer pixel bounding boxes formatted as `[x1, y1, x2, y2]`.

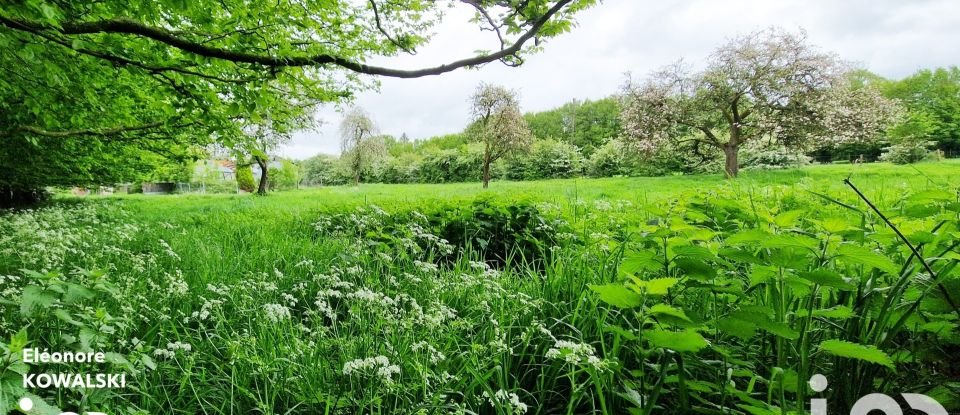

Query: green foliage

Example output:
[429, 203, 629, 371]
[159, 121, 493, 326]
[269, 160, 300, 191]
[524, 97, 621, 155]
[236, 165, 255, 192]
[2, 159, 959, 414]
[501, 139, 585, 180]
[879, 140, 934, 164]
[301, 154, 350, 186]
[881, 67, 960, 155]
[818, 340, 895, 369]
[0, 0, 593, 197]
[416, 145, 484, 183]
[434, 197, 573, 268]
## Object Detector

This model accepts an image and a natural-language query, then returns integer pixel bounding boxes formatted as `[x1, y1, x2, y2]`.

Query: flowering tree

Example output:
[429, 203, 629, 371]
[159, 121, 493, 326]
[619, 28, 901, 178]
[339, 107, 385, 186]
[468, 83, 532, 188]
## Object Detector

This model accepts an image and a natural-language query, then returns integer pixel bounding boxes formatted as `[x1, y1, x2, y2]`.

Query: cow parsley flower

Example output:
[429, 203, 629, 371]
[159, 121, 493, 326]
[483, 389, 528, 414]
[263, 303, 291, 323]
[342, 355, 401, 384]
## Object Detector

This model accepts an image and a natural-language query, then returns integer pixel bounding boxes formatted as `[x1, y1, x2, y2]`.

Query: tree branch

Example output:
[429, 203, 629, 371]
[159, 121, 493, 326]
[0, 0, 573, 78]
[368, 0, 416, 54]
[7, 120, 194, 139]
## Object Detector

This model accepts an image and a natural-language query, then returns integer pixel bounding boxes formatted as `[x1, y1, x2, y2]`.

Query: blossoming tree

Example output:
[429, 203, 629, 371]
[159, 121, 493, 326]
[619, 28, 902, 178]
[468, 83, 532, 188]
[339, 107, 384, 186]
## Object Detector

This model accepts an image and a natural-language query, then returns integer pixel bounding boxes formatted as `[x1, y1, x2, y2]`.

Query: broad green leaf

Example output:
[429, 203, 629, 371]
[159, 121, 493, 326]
[671, 245, 715, 260]
[9, 328, 28, 354]
[774, 210, 805, 228]
[63, 282, 95, 304]
[730, 310, 799, 340]
[53, 309, 84, 327]
[797, 269, 855, 291]
[717, 317, 757, 340]
[20, 285, 57, 317]
[631, 277, 679, 296]
[719, 247, 762, 264]
[749, 265, 778, 287]
[644, 329, 709, 353]
[726, 229, 772, 245]
[589, 283, 643, 308]
[674, 257, 716, 280]
[603, 324, 638, 341]
[647, 303, 692, 323]
[760, 234, 819, 251]
[812, 306, 856, 320]
[620, 250, 661, 276]
[818, 339, 894, 369]
[817, 216, 859, 234]
[836, 244, 899, 275]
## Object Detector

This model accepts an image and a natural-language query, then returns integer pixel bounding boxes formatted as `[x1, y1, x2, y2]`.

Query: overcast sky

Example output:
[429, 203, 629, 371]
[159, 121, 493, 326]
[280, 0, 960, 159]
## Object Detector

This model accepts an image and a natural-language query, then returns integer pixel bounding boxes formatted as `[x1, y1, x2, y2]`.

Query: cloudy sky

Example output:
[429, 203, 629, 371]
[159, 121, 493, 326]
[281, 0, 960, 159]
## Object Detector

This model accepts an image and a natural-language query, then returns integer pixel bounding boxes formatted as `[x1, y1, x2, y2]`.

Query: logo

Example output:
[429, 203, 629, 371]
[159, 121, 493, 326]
[809, 374, 948, 415]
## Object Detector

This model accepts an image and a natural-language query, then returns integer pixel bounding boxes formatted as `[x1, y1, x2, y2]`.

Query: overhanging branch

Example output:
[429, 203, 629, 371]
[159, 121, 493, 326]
[0, 0, 573, 79]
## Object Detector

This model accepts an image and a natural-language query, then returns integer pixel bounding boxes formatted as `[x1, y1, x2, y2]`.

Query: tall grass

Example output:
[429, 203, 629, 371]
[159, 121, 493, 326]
[0, 161, 958, 414]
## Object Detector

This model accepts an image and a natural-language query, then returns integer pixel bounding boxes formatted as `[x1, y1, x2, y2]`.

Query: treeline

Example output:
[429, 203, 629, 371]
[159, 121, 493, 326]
[299, 66, 959, 186]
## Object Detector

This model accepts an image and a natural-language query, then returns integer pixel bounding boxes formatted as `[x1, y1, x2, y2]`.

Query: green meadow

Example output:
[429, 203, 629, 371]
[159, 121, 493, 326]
[2, 160, 959, 414]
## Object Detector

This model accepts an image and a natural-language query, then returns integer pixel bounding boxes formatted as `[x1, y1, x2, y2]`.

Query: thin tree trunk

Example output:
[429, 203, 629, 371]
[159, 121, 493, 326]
[482, 160, 490, 188]
[255, 156, 269, 195]
[723, 144, 739, 178]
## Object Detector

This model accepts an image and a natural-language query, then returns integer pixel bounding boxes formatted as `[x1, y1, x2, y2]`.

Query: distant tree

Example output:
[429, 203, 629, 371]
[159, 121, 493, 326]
[525, 97, 621, 155]
[400, 132, 410, 143]
[301, 154, 343, 186]
[339, 107, 385, 186]
[468, 83, 532, 188]
[235, 108, 315, 194]
[881, 67, 960, 156]
[620, 28, 901, 178]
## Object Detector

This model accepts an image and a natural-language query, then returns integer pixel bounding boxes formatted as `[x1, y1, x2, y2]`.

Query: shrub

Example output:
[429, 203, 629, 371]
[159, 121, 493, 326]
[418, 145, 483, 183]
[741, 143, 812, 170]
[268, 160, 300, 191]
[236, 165, 255, 192]
[588, 139, 634, 177]
[371, 154, 422, 184]
[879, 140, 934, 164]
[433, 198, 574, 268]
[502, 139, 584, 180]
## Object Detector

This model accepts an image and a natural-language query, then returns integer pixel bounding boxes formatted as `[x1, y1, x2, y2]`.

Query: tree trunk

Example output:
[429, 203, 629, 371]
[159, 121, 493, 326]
[723, 144, 739, 178]
[482, 160, 491, 188]
[0, 186, 49, 208]
[255, 156, 269, 195]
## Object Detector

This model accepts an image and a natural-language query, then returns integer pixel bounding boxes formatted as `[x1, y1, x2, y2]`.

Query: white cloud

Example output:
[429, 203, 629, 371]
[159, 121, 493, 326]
[282, 0, 960, 159]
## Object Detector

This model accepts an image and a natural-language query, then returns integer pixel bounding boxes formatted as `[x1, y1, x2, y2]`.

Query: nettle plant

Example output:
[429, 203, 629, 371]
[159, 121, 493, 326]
[0, 269, 153, 414]
[590, 184, 960, 414]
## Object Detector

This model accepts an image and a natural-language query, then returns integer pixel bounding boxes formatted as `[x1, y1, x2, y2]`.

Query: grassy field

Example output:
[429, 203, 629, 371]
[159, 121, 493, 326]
[1, 160, 959, 414]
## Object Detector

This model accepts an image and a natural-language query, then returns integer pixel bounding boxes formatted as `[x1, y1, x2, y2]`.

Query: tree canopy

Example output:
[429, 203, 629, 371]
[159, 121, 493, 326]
[468, 83, 532, 188]
[619, 28, 901, 178]
[0, 0, 597, 203]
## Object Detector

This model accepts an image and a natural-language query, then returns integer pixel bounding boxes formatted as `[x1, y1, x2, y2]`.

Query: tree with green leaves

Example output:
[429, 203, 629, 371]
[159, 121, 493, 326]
[468, 83, 532, 188]
[0, 0, 596, 205]
[880, 67, 960, 156]
[525, 97, 621, 155]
